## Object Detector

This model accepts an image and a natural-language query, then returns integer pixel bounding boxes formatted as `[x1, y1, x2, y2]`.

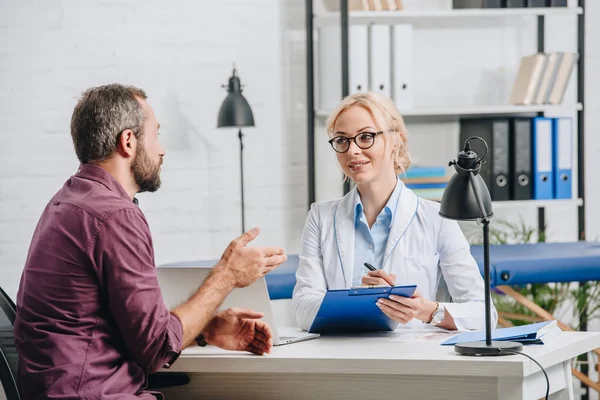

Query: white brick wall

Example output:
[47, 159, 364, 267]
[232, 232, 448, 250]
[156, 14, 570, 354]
[0, 0, 308, 300]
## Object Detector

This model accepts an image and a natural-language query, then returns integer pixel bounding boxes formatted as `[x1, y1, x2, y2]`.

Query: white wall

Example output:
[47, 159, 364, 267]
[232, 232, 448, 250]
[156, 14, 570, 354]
[0, 0, 308, 300]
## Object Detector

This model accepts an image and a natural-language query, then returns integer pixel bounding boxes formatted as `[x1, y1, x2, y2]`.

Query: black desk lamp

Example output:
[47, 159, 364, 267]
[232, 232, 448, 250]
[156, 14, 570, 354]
[439, 136, 523, 356]
[217, 67, 255, 233]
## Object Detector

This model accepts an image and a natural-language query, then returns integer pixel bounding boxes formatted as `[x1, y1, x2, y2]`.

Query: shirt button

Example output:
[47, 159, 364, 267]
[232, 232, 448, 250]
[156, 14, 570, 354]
[368, 244, 374, 250]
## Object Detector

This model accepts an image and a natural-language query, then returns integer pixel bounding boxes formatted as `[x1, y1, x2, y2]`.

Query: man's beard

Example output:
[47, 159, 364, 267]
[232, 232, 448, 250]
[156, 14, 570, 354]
[131, 144, 161, 193]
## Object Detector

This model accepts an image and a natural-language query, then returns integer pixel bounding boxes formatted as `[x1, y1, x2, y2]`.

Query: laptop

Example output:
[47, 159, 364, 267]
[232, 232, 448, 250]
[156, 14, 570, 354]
[156, 266, 319, 346]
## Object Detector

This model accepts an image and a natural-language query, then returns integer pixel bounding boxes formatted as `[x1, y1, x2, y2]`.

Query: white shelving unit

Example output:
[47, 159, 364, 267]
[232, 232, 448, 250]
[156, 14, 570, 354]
[316, 103, 583, 119]
[306, 1, 585, 234]
[314, 7, 583, 26]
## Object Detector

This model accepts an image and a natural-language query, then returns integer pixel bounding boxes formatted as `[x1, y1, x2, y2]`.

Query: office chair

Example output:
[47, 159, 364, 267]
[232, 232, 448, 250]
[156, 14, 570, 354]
[0, 286, 20, 400]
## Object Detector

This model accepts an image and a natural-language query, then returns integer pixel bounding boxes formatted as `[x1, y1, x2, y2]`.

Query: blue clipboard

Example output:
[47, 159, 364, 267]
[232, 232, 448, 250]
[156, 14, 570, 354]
[308, 285, 417, 334]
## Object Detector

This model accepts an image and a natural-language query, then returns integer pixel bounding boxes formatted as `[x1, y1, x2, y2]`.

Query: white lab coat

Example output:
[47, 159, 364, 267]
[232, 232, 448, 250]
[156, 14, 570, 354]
[292, 181, 497, 332]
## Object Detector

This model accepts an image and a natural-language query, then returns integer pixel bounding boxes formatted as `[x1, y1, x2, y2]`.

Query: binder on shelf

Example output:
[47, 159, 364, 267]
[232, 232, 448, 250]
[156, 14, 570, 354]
[548, 52, 578, 105]
[506, 0, 526, 6]
[509, 53, 547, 106]
[350, 25, 369, 95]
[549, 0, 567, 6]
[459, 119, 511, 201]
[534, 52, 562, 105]
[511, 118, 533, 200]
[317, 25, 342, 111]
[391, 24, 413, 110]
[369, 25, 392, 97]
[527, 0, 547, 7]
[552, 117, 573, 199]
[532, 117, 554, 200]
[452, 0, 503, 8]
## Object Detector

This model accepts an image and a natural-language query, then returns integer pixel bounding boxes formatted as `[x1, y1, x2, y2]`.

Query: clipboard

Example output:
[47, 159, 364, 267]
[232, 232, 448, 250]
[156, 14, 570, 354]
[308, 285, 417, 334]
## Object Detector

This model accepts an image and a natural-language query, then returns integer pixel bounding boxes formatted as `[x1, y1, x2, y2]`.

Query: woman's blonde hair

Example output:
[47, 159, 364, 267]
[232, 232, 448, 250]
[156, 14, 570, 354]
[325, 91, 411, 176]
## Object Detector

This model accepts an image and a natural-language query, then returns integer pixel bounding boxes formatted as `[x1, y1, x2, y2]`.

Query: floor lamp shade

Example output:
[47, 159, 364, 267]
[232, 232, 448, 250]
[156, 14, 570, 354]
[217, 68, 255, 128]
[438, 136, 521, 357]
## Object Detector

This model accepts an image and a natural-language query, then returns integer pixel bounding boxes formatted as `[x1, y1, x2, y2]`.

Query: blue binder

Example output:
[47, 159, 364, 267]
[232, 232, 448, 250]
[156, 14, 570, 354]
[532, 117, 554, 200]
[552, 117, 573, 199]
[308, 285, 417, 334]
[441, 320, 561, 346]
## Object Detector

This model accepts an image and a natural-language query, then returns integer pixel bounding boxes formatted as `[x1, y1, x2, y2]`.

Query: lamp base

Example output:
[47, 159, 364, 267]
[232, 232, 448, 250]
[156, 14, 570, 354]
[454, 341, 523, 356]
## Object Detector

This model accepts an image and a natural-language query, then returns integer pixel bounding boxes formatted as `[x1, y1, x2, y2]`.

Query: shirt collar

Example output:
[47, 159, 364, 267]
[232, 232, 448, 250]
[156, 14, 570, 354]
[354, 177, 402, 227]
[75, 164, 137, 204]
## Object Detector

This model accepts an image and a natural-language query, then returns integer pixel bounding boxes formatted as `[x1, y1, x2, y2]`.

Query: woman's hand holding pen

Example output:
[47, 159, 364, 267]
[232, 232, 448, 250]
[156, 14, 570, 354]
[361, 270, 396, 287]
[376, 289, 438, 325]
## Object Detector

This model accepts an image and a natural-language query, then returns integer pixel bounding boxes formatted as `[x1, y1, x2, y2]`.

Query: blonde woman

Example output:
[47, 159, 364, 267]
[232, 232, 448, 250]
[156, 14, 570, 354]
[292, 92, 496, 332]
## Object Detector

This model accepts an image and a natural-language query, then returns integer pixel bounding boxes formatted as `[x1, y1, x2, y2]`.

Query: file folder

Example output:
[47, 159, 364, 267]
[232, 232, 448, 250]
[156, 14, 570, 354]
[552, 117, 573, 199]
[532, 117, 554, 200]
[350, 25, 369, 94]
[510, 118, 533, 200]
[459, 119, 511, 201]
[369, 25, 391, 97]
[391, 24, 413, 110]
[317, 25, 341, 110]
[308, 285, 417, 334]
[441, 320, 561, 346]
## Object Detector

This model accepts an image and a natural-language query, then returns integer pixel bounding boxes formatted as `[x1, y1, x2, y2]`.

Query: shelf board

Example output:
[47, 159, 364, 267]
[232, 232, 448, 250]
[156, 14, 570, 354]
[491, 198, 583, 210]
[314, 7, 583, 26]
[316, 103, 582, 119]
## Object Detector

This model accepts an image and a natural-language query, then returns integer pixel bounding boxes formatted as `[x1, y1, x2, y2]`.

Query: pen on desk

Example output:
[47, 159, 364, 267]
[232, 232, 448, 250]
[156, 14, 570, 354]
[364, 262, 377, 272]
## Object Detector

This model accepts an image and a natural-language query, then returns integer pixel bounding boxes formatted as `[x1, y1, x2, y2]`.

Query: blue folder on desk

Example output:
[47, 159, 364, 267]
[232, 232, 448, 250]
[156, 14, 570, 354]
[308, 285, 417, 334]
[441, 320, 561, 346]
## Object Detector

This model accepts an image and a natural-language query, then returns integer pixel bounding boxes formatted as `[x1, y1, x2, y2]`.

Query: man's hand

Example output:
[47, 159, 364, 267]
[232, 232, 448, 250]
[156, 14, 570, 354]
[203, 308, 273, 355]
[376, 289, 437, 324]
[213, 227, 287, 288]
[361, 270, 396, 287]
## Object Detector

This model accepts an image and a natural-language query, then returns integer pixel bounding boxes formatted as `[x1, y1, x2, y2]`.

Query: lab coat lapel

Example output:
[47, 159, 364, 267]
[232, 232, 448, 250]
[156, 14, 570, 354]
[334, 187, 357, 288]
[383, 181, 419, 268]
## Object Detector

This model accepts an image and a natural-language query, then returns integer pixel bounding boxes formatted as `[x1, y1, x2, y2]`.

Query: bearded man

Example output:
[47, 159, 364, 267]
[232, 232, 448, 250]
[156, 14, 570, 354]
[13, 84, 287, 399]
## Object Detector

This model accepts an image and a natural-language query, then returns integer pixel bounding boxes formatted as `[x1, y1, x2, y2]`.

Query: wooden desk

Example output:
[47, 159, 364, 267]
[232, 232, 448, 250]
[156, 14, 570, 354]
[160, 331, 600, 400]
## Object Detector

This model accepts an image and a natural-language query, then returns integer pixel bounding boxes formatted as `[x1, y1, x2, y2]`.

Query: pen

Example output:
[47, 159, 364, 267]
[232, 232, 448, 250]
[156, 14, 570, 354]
[364, 262, 377, 272]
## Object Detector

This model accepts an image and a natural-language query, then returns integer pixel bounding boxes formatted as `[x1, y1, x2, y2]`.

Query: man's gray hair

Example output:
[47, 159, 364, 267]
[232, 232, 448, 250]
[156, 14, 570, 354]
[70, 84, 147, 164]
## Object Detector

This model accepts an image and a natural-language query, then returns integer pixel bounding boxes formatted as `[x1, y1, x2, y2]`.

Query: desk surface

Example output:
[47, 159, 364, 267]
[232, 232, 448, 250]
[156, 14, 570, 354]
[171, 331, 600, 379]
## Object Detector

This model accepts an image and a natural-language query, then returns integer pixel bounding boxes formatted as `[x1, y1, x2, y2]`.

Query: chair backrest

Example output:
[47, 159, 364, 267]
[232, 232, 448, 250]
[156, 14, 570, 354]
[0, 286, 20, 400]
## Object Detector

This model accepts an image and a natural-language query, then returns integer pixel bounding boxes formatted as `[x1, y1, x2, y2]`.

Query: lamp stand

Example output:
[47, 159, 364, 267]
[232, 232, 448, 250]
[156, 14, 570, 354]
[454, 173, 522, 357]
[238, 129, 245, 234]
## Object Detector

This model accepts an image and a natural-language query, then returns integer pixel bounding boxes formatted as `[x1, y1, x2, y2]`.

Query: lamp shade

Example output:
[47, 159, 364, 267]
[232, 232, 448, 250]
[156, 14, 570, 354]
[217, 68, 255, 128]
[439, 140, 493, 221]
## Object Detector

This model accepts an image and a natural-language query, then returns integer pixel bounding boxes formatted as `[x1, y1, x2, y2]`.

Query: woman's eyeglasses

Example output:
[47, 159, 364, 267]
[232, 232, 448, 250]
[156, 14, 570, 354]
[328, 131, 383, 153]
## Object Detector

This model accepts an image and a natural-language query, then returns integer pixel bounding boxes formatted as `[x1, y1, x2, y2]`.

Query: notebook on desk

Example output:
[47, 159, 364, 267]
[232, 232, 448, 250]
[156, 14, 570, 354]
[441, 320, 562, 346]
[308, 285, 417, 334]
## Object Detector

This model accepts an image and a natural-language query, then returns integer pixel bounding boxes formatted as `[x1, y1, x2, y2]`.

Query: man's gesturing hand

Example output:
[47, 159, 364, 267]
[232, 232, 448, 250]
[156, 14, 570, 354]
[213, 227, 287, 288]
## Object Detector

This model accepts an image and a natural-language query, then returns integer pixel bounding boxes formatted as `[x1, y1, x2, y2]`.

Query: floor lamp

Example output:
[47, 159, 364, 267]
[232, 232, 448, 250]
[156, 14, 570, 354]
[217, 67, 255, 234]
[439, 136, 522, 356]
